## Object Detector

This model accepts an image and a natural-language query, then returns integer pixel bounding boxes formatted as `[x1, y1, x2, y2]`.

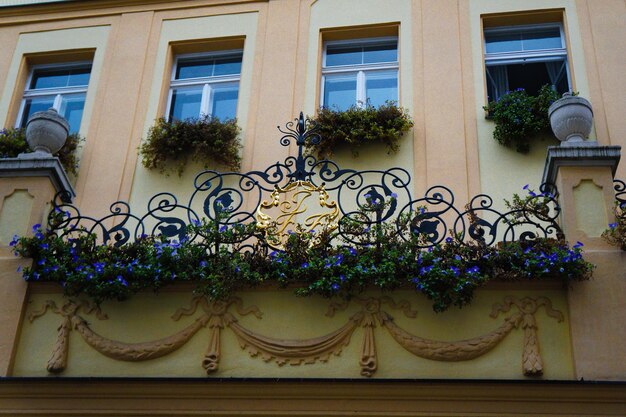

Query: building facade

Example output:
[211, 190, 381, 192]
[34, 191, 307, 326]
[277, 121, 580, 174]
[0, 0, 625, 415]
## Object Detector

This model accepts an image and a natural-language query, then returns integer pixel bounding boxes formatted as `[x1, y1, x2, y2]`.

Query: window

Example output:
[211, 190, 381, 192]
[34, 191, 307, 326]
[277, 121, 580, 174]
[321, 37, 398, 110]
[167, 50, 242, 121]
[484, 23, 570, 101]
[17, 62, 92, 134]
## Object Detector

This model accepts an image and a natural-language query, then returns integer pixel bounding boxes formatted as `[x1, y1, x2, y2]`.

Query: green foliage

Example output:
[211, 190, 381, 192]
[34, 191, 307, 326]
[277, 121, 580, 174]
[307, 102, 414, 159]
[12, 207, 593, 312]
[484, 85, 560, 153]
[139, 116, 242, 176]
[504, 184, 555, 222]
[602, 201, 626, 251]
[0, 127, 82, 176]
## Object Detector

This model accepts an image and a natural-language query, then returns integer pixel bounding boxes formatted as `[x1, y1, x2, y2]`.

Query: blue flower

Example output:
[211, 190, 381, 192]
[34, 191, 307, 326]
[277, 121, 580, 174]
[219, 225, 227, 232]
[301, 262, 309, 268]
[573, 241, 584, 249]
[467, 266, 480, 275]
[339, 274, 346, 282]
[334, 254, 343, 266]
[40, 243, 49, 250]
[9, 235, 18, 247]
[200, 261, 207, 268]
[445, 237, 453, 243]
[450, 266, 460, 277]
[94, 262, 105, 273]
[331, 283, 340, 291]
[609, 222, 618, 230]
[32, 224, 41, 232]
[390, 192, 398, 199]
[116, 275, 128, 287]
[348, 247, 357, 256]
[16, 265, 22, 273]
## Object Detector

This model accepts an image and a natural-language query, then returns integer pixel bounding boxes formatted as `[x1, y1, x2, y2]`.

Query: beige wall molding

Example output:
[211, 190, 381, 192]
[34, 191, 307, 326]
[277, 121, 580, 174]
[29, 295, 564, 378]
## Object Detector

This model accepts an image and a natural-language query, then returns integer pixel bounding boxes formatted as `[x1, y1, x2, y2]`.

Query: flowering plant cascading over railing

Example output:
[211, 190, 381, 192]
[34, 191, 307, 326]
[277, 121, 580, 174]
[13, 113, 593, 312]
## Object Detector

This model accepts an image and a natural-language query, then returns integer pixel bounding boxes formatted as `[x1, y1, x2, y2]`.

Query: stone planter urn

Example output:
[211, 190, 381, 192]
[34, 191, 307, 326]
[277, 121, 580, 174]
[548, 93, 593, 146]
[25, 108, 69, 155]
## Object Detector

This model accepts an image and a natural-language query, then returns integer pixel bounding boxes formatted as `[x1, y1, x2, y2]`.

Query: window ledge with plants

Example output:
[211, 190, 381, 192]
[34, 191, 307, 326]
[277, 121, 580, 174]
[139, 116, 242, 176]
[306, 102, 413, 159]
[483, 85, 560, 153]
[12, 114, 593, 314]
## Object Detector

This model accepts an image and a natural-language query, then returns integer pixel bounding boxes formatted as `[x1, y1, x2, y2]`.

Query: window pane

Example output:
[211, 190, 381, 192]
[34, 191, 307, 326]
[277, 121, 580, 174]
[176, 58, 213, 79]
[31, 66, 91, 89]
[20, 96, 55, 127]
[523, 28, 562, 50]
[363, 43, 397, 64]
[365, 71, 398, 107]
[323, 74, 357, 111]
[58, 94, 86, 134]
[213, 56, 242, 76]
[67, 67, 91, 87]
[485, 32, 523, 53]
[211, 86, 239, 120]
[325, 45, 362, 67]
[169, 87, 203, 121]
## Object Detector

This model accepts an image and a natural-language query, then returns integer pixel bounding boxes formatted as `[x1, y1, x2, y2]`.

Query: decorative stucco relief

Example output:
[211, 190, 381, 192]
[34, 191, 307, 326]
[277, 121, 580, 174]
[29, 295, 563, 377]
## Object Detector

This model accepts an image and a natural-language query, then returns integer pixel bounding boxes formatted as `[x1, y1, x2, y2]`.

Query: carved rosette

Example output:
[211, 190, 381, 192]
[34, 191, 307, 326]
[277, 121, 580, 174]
[29, 295, 564, 378]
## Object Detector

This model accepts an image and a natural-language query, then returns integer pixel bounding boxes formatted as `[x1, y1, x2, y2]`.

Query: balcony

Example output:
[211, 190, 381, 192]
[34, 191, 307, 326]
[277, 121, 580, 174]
[1, 112, 622, 382]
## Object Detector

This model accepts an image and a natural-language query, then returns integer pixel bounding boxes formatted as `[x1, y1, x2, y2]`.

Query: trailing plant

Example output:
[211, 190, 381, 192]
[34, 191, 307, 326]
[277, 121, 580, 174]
[307, 102, 413, 159]
[139, 116, 242, 176]
[483, 85, 560, 153]
[0, 127, 82, 176]
[12, 207, 593, 312]
[602, 200, 626, 251]
[504, 184, 556, 222]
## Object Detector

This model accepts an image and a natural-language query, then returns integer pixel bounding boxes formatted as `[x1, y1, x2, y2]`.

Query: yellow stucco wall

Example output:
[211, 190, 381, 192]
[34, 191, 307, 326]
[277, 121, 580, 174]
[0, 0, 622, 215]
[469, 0, 592, 207]
[128, 11, 260, 212]
[0, 24, 109, 145]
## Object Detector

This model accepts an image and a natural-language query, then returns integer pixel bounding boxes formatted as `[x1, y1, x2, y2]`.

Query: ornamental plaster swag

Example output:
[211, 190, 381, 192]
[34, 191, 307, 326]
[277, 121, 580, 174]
[30, 295, 562, 378]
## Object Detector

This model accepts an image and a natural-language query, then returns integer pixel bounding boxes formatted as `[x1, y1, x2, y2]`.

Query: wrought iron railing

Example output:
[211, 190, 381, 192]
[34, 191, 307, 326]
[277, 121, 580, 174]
[614, 178, 626, 208]
[48, 113, 564, 253]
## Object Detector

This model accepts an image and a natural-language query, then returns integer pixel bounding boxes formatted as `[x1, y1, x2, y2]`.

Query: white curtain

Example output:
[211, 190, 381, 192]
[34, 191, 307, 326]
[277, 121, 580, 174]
[545, 60, 566, 91]
[486, 65, 509, 100]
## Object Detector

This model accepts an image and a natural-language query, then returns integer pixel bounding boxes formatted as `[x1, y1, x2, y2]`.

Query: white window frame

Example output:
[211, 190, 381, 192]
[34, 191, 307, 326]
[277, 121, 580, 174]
[166, 49, 243, 121]
[320, 36, 399, 108]
[15, 61, 92, 129]
[483, 23, 571, 97]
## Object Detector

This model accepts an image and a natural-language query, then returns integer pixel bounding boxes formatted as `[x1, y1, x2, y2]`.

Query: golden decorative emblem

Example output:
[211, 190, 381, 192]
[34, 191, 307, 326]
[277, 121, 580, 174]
[255, 180, 339, 250]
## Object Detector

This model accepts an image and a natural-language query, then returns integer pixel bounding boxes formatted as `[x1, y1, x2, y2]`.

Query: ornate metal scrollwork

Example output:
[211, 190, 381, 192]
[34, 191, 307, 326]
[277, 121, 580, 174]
[614, 179, 626, 208]
[47, 112, 566, 252]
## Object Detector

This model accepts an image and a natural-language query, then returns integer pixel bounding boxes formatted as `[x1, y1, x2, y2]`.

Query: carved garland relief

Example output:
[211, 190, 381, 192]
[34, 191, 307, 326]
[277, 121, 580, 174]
[28, 295, 564, 377]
